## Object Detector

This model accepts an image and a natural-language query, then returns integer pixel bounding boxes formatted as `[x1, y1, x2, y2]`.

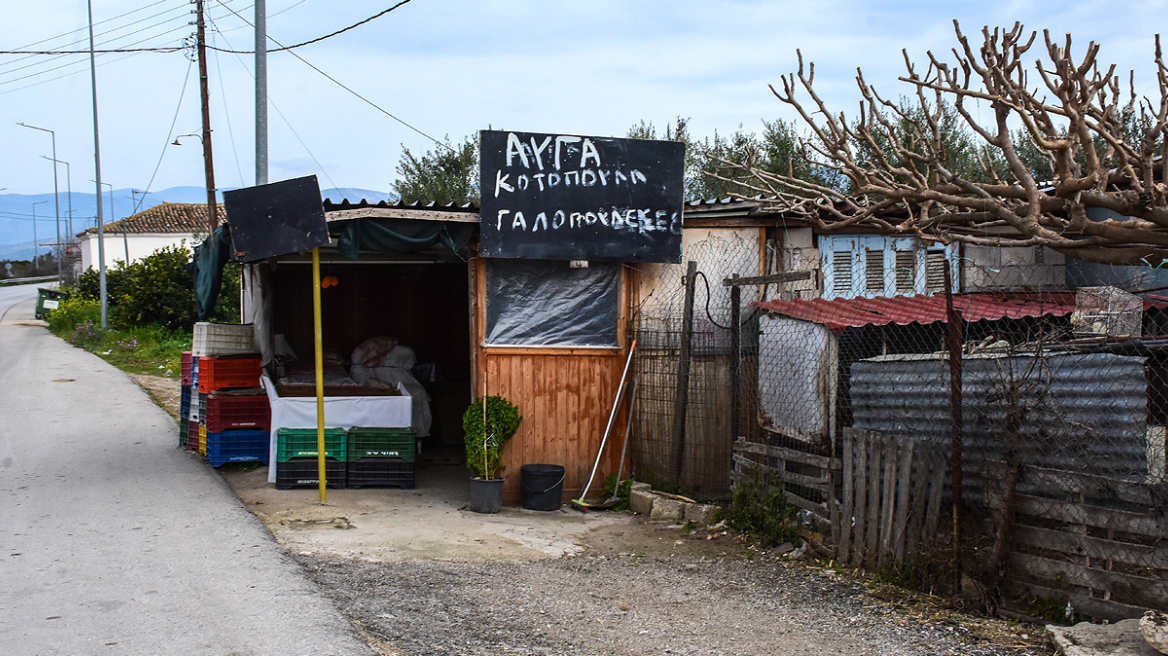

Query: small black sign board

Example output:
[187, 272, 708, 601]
[223, 175, 330, 262]
[479, 130, 684, 262]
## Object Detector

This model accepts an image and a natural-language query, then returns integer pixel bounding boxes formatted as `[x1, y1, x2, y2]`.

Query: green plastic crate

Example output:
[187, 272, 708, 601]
[179, 418, 189, 448]
[347, 427, 416, 462]
[276, 428, 348, 462]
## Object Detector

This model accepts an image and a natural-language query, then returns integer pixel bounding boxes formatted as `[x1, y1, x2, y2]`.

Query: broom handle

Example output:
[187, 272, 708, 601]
[578, 338, 637, 500]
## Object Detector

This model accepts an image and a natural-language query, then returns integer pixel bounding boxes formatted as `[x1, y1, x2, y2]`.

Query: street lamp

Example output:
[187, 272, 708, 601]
[32, 200, 47, 275]
[18, 122, 62, 280]
[171, 132, 217, 237]
[94, 181, 128, 266]
[41, 155, 72, 270]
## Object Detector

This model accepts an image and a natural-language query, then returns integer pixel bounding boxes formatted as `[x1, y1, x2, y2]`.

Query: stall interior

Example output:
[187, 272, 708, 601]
[268, 253, 472, 456]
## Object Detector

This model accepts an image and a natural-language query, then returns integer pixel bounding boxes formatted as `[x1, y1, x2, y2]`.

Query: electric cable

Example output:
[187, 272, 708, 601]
[0, 2, 191, 59]
[207, 17, 247, 187]
[2, 0, 176, 55]
[209, 23, 342, 190]
[131, 58, 196, 216]
[208, 0, 414, 54]
[211, 0, 444, 149]
[0, 21, 193, 86]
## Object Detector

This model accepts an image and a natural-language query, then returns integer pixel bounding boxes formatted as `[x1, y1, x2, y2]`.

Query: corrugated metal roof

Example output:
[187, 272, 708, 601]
[322, 198, 478, 213]
[755, 292, 1168, 335]
[754, 292, 1084, 335]
[82, 202, 226, 236]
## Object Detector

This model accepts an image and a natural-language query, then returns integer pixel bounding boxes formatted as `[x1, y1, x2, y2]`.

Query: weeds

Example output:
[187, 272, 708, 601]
[719, 471, 800, 547]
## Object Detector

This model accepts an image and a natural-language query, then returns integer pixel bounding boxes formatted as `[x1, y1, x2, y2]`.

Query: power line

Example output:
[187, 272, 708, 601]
[0, 2, 190, 61]
[132, 58, 196, 215]
[207, 0, 414, 54]
[212, 0, 444, 149]
[4, 0, 176, 55]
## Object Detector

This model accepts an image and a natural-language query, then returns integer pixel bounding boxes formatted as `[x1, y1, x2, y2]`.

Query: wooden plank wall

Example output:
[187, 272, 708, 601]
[482, 351, 626, 505]
[983, 461, 1168, 621]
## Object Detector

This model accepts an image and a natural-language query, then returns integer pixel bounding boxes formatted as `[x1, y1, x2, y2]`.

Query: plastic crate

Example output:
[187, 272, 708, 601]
[186, 419, 200, 451]
[198, 425, 207, 456]
[192, 323, 257, 358]
[276, 428, 347, 462]
[204, 393, 270, 433]
[347, 458, 414, 489]
[197, 357, 262, 393]
[203, 429, 269, 467]
[189, 392, 201, 422]
[179, 418, 189, 448]
[180, 386, 191, 420]
[275, 458, 347, 490]
[181, 351, 193, 386]
[347, 427, 416, 461]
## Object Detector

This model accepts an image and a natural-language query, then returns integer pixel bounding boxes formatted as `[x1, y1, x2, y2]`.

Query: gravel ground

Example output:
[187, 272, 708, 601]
[127, 372, 1052, 656]
[296, 522, 1052, 656]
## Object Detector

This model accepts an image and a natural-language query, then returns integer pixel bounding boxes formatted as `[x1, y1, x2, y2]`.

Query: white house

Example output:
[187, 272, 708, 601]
[77, 202, 226, 272]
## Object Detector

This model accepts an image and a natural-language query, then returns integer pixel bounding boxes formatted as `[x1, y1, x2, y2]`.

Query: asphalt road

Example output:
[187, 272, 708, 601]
[0, 293, 375, 656]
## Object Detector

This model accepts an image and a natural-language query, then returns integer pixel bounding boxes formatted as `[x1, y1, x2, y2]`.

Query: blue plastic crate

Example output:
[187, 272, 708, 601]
[180, 386, 191, 420]
[203, 429, 270, 467]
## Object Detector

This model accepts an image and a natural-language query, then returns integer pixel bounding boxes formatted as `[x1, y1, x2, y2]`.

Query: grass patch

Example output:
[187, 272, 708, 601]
[47, 297, 189, 376]
[719, 470, 800, 547]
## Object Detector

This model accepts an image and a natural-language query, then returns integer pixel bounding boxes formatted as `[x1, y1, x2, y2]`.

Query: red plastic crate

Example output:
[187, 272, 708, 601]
[180, 351, 193, 386]
[197, 357, 262, 393]
[185, 419, 200, 451]
[204, 394, 270, 433]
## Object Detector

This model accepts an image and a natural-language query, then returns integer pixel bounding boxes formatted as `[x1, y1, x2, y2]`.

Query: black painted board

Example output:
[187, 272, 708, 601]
[223, 175, 329, 262]
[479, 130, 684, 262]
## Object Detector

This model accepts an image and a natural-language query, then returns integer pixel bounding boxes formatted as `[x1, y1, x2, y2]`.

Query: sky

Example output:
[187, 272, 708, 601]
[1, 0, 1166, 204]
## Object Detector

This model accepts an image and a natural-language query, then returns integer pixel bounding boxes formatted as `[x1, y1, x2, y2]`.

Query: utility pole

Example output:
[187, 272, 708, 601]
[87, 0, 107, 328]
[196, 0, 218, 238]
[18, 123, 61, 280]
[255, 0, 268, 186]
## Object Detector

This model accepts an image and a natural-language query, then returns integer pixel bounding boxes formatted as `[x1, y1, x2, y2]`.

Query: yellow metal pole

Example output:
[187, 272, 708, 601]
[312, 247, 327, 503]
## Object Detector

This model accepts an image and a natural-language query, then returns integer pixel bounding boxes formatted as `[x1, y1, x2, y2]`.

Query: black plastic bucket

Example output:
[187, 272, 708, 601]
[520, 464, 565, 511]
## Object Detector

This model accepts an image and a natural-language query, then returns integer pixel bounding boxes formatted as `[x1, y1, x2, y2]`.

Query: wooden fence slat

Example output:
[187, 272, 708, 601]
[733, 438, 841, 470]
[865, 433, 882, 565]
[728, 454, 830, 493]
[853, 434, 869, 567]
[1012, 524, 1168, 570]
[784, 490, 830, 524]
[893, 438, 915, 563]
[990, 493, 1168, 536]
[905, 443, 930, 558]
[840, 430, 855, 565]
[982, 460, 1156, 507]
[878, 434, 898, 568]
[1007, 552, 1168, 610]
[923, 448, 945, 546]
[1005, 581, 1149, 624]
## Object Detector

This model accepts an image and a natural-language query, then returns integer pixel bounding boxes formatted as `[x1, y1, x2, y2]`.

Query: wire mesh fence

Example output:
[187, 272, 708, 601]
[629, 228, 1168, 621]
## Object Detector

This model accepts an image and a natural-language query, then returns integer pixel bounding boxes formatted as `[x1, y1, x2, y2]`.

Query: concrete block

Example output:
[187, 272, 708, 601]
[683, 503, 720, 527]
[649, 497, 684, 522]
[1047, 618, 1160, 656]
[629, 482, 651, 493]
[629, 489, 655, 516]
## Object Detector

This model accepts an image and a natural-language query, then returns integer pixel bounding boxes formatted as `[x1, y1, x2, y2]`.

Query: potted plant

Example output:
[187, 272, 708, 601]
[463, 395, 522, 513]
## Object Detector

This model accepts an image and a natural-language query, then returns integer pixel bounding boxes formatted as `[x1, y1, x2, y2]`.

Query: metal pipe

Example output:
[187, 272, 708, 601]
[87, 0, 107, 328]
[19, 123, 60, 279]
[255, 0, 267, 186]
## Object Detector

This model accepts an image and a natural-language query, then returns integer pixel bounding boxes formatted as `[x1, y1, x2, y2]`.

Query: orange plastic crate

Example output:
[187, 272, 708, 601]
[197, 357, 262, 393]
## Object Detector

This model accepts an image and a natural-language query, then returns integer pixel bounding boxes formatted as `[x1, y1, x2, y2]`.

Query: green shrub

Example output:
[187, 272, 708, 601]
[463, 395, 522, 479]
[47, 296, 102, 343]
[719, 471, 800, 546]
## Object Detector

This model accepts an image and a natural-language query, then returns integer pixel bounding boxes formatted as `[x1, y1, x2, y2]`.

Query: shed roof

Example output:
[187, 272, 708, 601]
[753, 292, 1168, 335]
[81, 202, 226, 236]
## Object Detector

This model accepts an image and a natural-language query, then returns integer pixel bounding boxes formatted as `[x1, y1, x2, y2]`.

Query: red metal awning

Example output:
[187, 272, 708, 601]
[751, 292, 1168, 336]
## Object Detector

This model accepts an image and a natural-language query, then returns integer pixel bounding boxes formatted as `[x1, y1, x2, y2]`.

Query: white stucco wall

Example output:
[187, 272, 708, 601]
[78, 232, 197, 271]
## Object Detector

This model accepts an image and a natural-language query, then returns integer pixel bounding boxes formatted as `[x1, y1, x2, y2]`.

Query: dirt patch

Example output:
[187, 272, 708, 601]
[128, 373, 182, 420]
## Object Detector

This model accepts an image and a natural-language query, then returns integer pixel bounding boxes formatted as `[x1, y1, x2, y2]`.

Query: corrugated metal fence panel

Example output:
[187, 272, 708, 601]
[849, 352, 1151, 497]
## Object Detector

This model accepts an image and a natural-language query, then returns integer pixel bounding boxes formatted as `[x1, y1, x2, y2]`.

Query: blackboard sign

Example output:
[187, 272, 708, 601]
[223, 175, 330, 262]
[479, 130, 684, 262]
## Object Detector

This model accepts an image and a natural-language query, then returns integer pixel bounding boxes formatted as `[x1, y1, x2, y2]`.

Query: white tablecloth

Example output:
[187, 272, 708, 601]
[262, 375, 412, 482]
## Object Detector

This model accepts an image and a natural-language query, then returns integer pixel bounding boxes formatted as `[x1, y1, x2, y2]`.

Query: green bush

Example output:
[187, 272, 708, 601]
[463, 395, 522, 479]
[719, 471, 800, 547]
[47, 296, 102, 345]
[69, 244, 240, 331]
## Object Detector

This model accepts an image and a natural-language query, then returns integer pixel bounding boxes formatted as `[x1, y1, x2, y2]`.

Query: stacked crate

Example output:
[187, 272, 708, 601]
[347, 427, 416, 489]
[275, 428, 348, 489]
[192, 323, 267, 467]
[186, 357, 201, 451]
[196, 356, 265, 465]
[179, 351, 192, 447]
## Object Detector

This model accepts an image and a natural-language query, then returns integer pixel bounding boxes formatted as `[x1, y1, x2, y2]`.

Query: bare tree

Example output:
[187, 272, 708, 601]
[714, 22, 1168, 266]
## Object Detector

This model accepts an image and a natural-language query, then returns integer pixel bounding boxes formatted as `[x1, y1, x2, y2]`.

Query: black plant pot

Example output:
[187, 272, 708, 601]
[469, 477, 505, 514]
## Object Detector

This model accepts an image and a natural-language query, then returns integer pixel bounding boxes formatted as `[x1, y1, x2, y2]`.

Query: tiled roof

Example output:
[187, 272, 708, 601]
[81, 202, 226, 236]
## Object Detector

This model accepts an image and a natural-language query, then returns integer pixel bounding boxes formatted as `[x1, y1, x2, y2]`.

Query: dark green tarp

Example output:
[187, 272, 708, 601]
[336, 219, 473, 260]
[189, 225, 231, 321]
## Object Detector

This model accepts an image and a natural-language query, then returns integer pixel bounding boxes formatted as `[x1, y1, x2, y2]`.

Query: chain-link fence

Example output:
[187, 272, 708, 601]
[629, 227, 1168, 621]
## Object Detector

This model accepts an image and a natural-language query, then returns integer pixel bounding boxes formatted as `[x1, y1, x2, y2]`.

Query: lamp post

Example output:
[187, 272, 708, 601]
[171, 133, 216, 237]
[95, 181, 128, 266]
[41, 155, 72, 273]
[18, 122, 61, 280]
[32, 200, 47, 275]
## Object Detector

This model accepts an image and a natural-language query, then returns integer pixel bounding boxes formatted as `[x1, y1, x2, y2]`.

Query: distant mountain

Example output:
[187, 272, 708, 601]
[0, 241, 37, 262]
[0, 186, 397, 247]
